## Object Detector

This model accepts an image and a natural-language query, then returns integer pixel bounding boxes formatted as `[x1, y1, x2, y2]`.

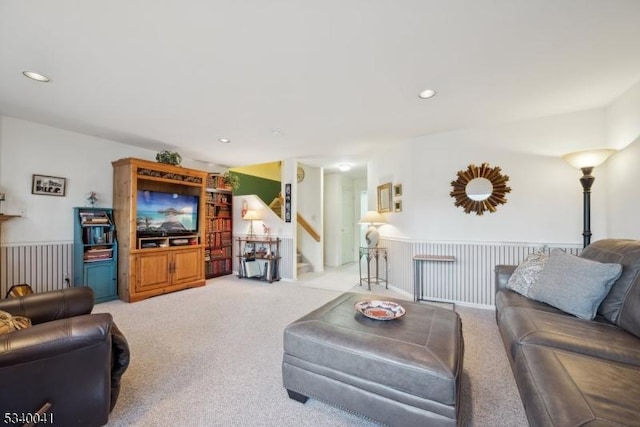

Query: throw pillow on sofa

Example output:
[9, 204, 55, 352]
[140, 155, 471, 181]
[0, 309, 32, 334]
[506, 251, 548, 297]
[528, 248, 622, 320]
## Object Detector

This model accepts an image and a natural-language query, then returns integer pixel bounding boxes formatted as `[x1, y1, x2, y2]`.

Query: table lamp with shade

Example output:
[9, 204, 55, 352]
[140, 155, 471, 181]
[242, 209, 261, 238]
[358, 211, 387, 248]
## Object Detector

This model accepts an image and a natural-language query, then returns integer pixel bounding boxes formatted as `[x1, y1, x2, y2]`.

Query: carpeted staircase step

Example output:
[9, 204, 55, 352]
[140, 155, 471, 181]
[297, 262, 312, 275]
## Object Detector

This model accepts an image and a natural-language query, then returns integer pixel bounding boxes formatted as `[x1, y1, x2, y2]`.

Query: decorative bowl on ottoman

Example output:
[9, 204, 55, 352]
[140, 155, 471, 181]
[354, 299, 406, 320]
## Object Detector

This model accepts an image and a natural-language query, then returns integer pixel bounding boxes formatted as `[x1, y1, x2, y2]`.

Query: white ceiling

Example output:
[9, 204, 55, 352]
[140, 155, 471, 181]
[2, 1, 640, 174]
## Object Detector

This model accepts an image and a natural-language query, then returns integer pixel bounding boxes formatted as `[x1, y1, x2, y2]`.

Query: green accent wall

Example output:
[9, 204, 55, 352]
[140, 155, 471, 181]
[233, 172, 281, 206]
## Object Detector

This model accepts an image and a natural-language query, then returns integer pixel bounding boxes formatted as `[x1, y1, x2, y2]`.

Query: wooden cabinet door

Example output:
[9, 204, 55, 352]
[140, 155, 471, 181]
[136, 251, 171, 292]
[172, 247, 204, 286]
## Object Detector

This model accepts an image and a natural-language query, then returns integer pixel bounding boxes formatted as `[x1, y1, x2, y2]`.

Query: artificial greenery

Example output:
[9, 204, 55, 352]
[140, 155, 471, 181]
[222, 171, 241, 190]
[155, 150, 182, 166]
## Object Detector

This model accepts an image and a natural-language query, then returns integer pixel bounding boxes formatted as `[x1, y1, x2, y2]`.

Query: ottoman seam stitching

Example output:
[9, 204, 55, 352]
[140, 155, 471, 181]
[288, 334, 455, 381]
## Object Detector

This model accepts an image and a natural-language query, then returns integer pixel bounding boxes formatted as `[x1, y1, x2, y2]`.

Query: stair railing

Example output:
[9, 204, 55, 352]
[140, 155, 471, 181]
[297, 213, 320, 242]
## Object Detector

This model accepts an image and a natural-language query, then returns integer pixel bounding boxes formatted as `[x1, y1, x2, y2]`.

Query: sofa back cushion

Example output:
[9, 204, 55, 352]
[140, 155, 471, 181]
[580, 239, 640, 337]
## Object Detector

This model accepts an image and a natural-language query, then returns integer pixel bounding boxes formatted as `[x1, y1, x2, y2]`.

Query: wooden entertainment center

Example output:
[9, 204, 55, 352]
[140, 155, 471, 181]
[112, 157, 207, 302]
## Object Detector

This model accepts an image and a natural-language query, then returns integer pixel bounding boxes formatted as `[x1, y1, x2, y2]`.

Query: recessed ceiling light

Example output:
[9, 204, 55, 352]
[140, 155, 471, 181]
[338, 163, 352, 172]
[418, 89, 436, 99]
[219, 138, 231, 143]
[22, 71, 51, 82]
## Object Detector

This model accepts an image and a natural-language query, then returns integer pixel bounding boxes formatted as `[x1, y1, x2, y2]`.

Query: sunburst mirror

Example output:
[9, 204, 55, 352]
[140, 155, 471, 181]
[450, 163, 511, 215]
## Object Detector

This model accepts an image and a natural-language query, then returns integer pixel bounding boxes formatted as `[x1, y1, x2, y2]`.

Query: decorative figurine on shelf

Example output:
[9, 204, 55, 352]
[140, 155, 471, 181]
[155, 150, 182, 166]
[263, 224, 271, 239]
[86, 191, 98, 207]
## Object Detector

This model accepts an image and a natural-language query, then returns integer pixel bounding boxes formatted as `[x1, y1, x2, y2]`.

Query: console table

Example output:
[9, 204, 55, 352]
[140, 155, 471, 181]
[359, 247, 388, 290]
[413, 254, 455, 302]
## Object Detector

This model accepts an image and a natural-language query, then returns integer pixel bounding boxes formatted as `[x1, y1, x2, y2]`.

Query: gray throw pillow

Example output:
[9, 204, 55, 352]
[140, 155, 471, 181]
[528, 248, 622, 320]
[506, 251, 548, 297]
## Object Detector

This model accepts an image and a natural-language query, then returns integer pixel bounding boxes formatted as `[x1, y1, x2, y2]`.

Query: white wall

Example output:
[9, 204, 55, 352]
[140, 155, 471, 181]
[605, 80, 640, 150]
[352, 176, 367, 252]
[5, 77, 639, 251]
[297, 163, 323, 272]
[0, 116, 219, 244]
[604, 79, 640, 239]
[606, 139, 640, 239]
[0, 117, 152, 243]
[323, 173, 342, 266]
[369, 109, 611, 245]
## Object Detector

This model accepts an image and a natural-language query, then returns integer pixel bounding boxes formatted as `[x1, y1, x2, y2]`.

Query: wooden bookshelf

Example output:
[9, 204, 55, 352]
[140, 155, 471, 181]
[73, 207, 118, 303]
[204, 173, 233, 278]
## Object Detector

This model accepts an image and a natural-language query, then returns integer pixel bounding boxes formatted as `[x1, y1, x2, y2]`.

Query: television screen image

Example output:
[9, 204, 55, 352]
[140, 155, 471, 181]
[136, 190, 199, 234]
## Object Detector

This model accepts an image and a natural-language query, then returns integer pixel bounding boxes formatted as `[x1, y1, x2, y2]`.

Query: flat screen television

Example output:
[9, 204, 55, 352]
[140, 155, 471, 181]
[136, 190, 199, 235]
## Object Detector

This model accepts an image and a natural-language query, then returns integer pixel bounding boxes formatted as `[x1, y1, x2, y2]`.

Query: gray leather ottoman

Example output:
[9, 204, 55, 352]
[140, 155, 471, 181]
[282, 292, 464, 426]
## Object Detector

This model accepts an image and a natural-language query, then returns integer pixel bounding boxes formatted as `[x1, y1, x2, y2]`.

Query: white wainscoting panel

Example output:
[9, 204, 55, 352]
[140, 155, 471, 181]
[0, 242, 73, 297]
[380, 238, 582, 307]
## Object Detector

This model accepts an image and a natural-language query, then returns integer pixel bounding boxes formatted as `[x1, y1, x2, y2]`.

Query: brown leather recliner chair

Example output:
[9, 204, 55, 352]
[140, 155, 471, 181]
[0, 286, 130, 426]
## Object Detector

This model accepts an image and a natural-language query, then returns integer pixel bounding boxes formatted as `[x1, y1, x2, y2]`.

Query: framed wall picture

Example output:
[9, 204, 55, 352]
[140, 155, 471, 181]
[285, 183, 292, 222]
[377, 182, 392, 213]
[394, 184, 402, 197]
[32, 174, 66, 196]
[395, 200, 402, 212]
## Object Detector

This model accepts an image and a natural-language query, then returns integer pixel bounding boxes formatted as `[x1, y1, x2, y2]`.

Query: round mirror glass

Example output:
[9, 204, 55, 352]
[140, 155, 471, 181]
[465, 177, 493, 201]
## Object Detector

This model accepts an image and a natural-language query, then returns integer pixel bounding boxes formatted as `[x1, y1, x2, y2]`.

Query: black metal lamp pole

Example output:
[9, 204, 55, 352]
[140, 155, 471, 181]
[579, 167, 595, 248]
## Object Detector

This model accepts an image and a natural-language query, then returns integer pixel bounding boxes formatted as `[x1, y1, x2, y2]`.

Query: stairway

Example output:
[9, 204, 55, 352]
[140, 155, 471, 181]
[297, 251, 312, 276]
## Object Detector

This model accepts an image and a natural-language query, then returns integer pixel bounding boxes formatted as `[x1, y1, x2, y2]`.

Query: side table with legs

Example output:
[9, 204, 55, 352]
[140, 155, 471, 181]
[413, 254, 456, 307]
[359, 247, 388, 290]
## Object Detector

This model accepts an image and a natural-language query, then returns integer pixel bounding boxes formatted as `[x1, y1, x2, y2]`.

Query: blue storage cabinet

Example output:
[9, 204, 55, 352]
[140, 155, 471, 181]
[73, 207, 118, 303]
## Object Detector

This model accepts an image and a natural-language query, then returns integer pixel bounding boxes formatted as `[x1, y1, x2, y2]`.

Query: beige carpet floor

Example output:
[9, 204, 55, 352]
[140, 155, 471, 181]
[95, 270, 527, 426]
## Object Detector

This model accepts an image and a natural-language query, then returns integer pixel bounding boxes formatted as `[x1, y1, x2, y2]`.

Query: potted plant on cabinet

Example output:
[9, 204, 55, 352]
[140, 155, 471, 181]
[222, 171, 240, 191]
[155, 150, 182, 166]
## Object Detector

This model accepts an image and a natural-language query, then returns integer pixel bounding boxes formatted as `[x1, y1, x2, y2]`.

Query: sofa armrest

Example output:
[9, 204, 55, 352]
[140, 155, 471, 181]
[109, 322, 130, 411]
[0, 313, 112, 366]
[0, 313, 113, 425]
[495, 265, 517, 292]
[0, 287, 94, 324]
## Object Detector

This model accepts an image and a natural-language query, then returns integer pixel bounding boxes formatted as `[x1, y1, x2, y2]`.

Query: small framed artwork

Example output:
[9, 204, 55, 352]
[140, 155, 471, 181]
[285, 183, 292, 223]
[377, 182, 392, 213]
[395, 200, 403, 212]
[394, 184, 402, 197]
[32, 174, 66, 196]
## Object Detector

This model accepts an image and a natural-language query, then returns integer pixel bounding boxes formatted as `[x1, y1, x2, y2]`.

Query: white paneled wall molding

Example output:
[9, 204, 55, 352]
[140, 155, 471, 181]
[0, 242, 73, 297]
[1, 236, 295, 299]
[380, 238, 582, 307]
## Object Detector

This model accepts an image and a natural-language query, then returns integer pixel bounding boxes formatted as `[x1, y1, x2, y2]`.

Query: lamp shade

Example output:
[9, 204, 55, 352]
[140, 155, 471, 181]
[562, 149, 616, 169]
[358, 211, 386, 225]
[242, 210, 261, 221]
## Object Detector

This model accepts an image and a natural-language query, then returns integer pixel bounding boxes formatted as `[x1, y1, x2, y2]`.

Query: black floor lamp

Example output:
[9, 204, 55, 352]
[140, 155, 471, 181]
[562, 149, 615, 248]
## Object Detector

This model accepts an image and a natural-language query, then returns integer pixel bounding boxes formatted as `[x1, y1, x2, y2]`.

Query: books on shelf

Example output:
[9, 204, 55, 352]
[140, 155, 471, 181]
[79, 210, 111, 225]
[206, 174, 232, 191]
[240, 258, 276, 281]
[84, 246, 113, 262]
[205, 257, 232, 277]
[83, 228, 114, 245]
[206, 218, 232, 232]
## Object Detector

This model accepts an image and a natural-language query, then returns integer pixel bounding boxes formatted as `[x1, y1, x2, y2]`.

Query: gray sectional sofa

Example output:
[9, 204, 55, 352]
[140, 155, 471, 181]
[495, 239, 640, 426]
